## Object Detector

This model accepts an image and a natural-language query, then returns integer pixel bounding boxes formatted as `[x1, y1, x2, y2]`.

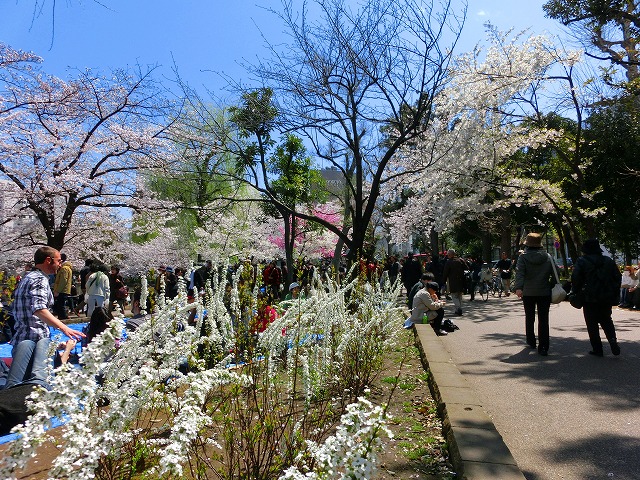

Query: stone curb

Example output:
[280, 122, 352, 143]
[412, 324, 526, 480]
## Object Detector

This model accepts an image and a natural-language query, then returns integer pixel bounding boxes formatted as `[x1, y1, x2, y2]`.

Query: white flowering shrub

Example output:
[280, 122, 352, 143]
[279, 397, 393, 480]
[0, 261, 403, 479]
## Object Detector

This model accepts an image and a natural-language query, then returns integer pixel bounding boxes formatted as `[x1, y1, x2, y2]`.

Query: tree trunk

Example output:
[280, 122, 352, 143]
[482, 231, 492, 263]
[430, 227, 439, 256]
[500, 209, 512, 255]
[561, 223, 579, 263]
[283, 211, 296, 288]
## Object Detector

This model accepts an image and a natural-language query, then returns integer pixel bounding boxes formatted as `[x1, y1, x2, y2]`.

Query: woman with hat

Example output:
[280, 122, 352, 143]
[570, 239, 621, 356]
[514, 233, 555, 356]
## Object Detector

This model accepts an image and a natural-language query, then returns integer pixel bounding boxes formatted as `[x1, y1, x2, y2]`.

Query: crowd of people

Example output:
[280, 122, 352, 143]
[395, 236, 639, 361]
[0, 240, 637, 405]
[0, 249, 346, 435]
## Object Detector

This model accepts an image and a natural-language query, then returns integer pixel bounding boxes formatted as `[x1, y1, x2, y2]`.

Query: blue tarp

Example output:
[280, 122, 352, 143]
[0, 323, 88, 359]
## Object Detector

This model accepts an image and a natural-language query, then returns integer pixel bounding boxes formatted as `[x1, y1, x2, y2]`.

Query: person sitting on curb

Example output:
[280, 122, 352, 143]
[404, 281, 448, 335]
[407, 272, 435, 308]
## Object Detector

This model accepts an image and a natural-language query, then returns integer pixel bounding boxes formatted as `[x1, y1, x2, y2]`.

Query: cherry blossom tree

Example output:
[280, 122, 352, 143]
[383, 30, 587, 255]
[0, 44, 177, 251]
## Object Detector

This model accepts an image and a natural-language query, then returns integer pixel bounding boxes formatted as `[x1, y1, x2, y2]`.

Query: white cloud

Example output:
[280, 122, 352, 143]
[477, 10, 487, 16]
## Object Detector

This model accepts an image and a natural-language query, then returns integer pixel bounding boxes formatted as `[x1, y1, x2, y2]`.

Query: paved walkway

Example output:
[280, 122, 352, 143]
[436, 295, 640, 480]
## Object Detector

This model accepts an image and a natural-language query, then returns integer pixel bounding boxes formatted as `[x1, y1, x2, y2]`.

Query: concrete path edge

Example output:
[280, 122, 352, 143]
[412, 324, 527, 480]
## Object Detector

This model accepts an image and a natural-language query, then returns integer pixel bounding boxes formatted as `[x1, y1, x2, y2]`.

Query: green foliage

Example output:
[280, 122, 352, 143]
[229, 88, 278, 167]
[583, 100, 640, 259]
[263, 134, 327, 217]
[143, 107, 240, 248]
[543, 0, 640, 86]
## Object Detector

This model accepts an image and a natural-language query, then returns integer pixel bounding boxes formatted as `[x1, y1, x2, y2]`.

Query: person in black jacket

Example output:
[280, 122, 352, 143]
[401, 253, 423, 296]
[193, 260, 213, 295]
[571, 239, 622, 357]
[495, 251, 513, 296]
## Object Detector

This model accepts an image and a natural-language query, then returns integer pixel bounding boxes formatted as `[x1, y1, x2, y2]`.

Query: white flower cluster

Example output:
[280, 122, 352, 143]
[382, 28, 592, 242]
[279, 396, 393, 480]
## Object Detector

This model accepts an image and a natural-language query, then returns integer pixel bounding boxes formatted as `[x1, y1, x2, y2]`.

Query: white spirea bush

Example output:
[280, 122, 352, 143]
[279, 396, 393, 480]
[0, 262, 403, 479]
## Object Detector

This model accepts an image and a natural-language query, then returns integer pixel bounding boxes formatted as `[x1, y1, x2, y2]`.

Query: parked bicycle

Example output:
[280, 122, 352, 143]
[490, 273, 504, 298]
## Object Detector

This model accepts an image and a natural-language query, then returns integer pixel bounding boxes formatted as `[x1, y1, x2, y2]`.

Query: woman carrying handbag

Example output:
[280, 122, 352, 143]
[514, 233, 555, 356]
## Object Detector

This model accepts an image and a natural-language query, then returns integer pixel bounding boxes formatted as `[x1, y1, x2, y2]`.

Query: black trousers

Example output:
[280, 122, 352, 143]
[522, 295, 551, 351]
[582, 303, 617, 354]
[430, 308, 445, 332]
[54, 292, 69, 319]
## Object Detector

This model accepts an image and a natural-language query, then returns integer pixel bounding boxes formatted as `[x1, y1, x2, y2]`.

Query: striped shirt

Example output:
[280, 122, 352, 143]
[11, 269, 53, 345]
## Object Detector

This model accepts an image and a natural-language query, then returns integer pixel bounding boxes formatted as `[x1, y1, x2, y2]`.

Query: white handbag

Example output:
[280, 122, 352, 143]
[549, 255, 567, 304]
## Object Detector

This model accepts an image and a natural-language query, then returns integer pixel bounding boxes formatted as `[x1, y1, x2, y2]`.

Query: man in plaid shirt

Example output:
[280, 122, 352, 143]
[5, 246, 85, 388]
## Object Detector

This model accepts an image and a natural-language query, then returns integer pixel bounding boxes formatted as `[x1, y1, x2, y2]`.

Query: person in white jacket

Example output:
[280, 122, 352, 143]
[85, 263, 110, 317]
[619, 265, 637, 307]
[404, 281, 447, 335]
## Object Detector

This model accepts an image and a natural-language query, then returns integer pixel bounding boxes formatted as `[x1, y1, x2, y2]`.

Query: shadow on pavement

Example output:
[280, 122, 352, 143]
[438, 296, 640, 479]
[541, 433, 640, 480]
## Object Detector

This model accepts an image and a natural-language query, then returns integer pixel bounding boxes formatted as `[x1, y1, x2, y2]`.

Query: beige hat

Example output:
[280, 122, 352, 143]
[524, 233, 542, 248]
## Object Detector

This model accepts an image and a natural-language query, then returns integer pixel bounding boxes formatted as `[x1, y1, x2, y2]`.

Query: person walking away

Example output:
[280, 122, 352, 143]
[53, 253, 73, 319]
[388, 255, 400, 287]
[109, 266, 126, 313]
[571, 239, 621, 357]
[86, 263, 110, 317]
[442, 249, 467, 315]
[404, 281, 447, 335]
[401, 252, 423, 296]
[495, 251, 513, 296]
[6, 247, 85, 388]
[469, 257, 483, 301]
[514, 233, 554, 356]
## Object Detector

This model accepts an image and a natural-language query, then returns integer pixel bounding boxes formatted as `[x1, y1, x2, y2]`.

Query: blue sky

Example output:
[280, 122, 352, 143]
[0, 1, 566, 96]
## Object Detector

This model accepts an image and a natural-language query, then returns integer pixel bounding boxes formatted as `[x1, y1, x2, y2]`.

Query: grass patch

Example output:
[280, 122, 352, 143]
[381, 376, 399, 386]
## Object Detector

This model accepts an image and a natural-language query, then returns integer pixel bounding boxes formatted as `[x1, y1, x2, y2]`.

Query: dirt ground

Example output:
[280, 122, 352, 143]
[369, 328, 455, 480]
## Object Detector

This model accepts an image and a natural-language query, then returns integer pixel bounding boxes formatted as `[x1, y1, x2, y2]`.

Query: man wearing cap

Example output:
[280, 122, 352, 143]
[514, 233, 554, 356]
[442, 249, 467, 315]
[571, 238, 621, 357]
[404, 281, 447, 335]
[284, 282, 301, 301]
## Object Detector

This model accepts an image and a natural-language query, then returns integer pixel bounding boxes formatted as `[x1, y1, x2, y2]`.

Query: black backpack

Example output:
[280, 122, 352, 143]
[0, 383, 38, 435]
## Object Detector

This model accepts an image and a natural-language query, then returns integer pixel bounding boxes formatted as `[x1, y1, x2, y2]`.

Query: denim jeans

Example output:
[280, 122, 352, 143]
[5, 337, 51, 389]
